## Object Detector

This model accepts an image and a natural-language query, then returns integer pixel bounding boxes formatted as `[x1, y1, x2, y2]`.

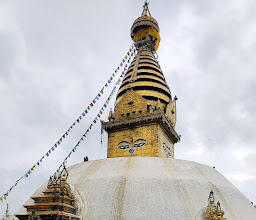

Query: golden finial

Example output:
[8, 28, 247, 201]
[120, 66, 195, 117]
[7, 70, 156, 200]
[5, 204, 9, 217]
[208, 190, 215, 206]
[142, 0, 151, 17]
[217, 201, 225, 217]
[61, 173, 66, 182]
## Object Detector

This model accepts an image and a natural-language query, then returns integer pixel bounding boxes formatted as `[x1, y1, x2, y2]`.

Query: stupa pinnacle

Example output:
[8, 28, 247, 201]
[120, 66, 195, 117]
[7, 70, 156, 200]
[116, 0, 171, 107]
[102, 1, 179, 159]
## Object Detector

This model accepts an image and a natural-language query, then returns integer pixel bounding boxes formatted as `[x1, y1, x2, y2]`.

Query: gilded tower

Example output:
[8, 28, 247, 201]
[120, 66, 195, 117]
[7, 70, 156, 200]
[102, 2, 180, 158]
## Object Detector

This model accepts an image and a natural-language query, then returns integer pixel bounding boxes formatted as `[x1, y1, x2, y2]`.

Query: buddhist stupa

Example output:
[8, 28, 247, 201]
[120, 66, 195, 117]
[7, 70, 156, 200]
[15, 2, 256, 220]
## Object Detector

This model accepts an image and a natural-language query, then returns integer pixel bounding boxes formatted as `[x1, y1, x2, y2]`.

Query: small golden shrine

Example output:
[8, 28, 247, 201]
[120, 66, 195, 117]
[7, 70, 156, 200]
[16, 167, 79, 220]
[204, 190, 226, 220]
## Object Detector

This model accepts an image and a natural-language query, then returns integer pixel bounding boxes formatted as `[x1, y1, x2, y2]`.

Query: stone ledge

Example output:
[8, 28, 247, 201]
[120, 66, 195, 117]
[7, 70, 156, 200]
[101, 111, 180, 143]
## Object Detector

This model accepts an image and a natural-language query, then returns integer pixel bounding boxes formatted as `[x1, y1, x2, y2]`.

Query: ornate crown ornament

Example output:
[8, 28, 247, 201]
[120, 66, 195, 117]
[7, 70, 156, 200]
[204, 190, 226, 220]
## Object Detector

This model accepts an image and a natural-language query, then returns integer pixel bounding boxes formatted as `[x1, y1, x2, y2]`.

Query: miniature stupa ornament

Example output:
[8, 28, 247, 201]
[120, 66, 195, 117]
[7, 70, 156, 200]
[204, 190, 226, 220]
[16, 166, 79, 220]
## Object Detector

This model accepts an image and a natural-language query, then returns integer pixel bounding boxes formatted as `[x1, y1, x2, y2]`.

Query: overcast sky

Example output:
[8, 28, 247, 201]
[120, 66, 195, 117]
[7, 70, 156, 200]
[0, 0, 256, 215]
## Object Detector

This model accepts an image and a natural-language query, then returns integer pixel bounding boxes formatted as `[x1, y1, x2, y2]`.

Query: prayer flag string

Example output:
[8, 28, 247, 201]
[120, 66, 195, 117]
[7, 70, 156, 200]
[0, 44, 136, 203]
[54, 50, 135, 173]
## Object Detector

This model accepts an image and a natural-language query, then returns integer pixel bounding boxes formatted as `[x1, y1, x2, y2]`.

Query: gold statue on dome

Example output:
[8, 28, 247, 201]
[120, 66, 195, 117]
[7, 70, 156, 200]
[204, 190, 226, 220]
[16, 166, 79, 220]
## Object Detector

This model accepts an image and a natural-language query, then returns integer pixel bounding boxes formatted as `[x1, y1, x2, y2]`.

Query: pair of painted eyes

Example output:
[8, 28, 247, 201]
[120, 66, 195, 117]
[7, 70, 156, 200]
[118, 139, 147, 150]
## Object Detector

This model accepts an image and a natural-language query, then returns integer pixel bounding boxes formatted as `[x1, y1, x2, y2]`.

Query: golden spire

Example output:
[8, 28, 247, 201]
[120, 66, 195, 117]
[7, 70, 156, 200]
[101, 1, 180, 159]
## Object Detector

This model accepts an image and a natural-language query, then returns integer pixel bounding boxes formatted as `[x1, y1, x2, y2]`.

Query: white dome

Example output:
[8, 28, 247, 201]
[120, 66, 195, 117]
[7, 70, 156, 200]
[16, 157, 256, 220]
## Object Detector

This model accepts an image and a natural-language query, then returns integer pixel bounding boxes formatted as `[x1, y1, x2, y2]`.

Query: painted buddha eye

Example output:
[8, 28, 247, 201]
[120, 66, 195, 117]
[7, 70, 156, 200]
[117, 141, 130, 150]
[118, 145, 130, 150]
[133, 139, 147, 148]
[162, 143, 172, 158]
